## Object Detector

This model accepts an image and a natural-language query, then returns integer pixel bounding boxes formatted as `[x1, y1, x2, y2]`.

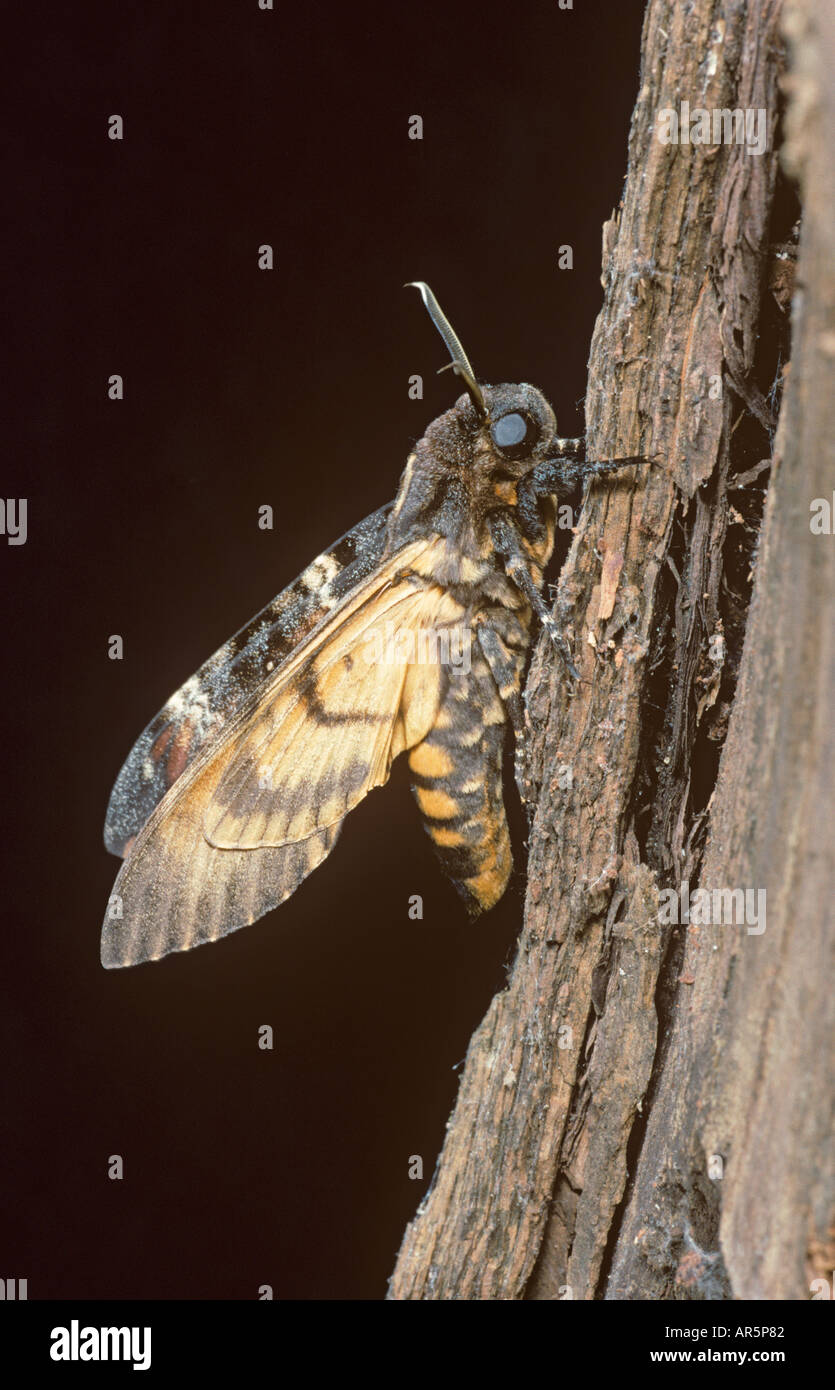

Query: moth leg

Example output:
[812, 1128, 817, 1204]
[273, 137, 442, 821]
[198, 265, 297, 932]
[476, 623, 536, 820]
[489, 514, 581, 680]
[530, 453, 644, 497]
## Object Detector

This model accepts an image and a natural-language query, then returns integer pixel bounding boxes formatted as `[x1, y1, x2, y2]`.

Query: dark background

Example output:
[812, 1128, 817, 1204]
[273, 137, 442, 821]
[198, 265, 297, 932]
[4, 0, 646, 1299]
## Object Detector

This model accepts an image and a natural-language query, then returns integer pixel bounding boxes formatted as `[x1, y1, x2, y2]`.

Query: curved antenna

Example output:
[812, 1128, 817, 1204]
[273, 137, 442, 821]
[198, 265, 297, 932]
[405, 281, 487, 419]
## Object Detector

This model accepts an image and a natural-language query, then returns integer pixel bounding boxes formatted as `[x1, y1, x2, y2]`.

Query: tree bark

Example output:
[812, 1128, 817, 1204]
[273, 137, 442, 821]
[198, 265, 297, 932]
[388, 0, 833, 1300]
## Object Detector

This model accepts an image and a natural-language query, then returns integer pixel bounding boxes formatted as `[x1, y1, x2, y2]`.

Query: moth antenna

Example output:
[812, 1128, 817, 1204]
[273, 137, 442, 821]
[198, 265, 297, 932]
[405, 281, 487, 420]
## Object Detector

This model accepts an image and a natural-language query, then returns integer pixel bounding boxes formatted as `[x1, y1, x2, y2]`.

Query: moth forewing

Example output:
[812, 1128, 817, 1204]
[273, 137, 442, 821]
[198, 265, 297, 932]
[103, 503, 394, 858]
[202, 576, 465, 850]
[101, 539, 450, 967]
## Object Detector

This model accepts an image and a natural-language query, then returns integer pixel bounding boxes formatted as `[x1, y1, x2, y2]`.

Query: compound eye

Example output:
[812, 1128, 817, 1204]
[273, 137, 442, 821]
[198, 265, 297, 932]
[490, 411, 538, 458]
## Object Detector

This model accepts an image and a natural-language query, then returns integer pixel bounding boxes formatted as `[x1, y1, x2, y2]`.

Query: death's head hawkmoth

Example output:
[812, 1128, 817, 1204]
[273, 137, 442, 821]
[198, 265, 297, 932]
[101, 283, 642, 967]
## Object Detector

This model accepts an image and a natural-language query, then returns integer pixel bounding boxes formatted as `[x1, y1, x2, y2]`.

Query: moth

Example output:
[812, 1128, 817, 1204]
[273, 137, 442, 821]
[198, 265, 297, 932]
[101, 283, 642, 967]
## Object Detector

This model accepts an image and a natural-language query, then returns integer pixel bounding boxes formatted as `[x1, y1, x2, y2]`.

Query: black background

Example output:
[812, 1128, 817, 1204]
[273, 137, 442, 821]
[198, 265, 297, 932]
[5, 0, 648, 1299]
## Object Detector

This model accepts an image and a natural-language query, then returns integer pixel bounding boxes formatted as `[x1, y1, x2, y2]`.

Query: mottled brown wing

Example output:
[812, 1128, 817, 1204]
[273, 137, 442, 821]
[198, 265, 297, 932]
[100, 539, 463, 968]
[104, 505, 393, 857]
[205, 580, 463, 849]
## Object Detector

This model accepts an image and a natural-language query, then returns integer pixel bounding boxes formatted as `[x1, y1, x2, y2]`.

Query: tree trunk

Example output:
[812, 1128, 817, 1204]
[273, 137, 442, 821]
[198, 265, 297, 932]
[388, 0, 834, 1300]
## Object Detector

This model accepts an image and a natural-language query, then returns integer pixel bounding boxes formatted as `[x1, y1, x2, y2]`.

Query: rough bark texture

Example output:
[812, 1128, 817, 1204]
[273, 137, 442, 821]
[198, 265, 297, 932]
[606, 0, 835, 1303]
[388, 0, 833, 1300]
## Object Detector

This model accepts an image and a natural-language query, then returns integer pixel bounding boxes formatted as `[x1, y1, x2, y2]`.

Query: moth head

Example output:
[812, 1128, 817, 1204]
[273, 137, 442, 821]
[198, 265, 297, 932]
[414, 379, 556, 481]
[479, 381, 560, 472]
[392, 284, 572, 548]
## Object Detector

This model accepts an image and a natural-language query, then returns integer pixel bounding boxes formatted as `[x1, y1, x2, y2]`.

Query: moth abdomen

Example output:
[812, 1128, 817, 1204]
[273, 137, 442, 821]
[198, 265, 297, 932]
[408, 652, 512, 916]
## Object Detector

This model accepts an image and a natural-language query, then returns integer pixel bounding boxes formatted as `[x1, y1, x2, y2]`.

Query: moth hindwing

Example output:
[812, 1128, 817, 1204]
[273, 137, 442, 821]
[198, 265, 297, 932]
[102, 282, 642, 967]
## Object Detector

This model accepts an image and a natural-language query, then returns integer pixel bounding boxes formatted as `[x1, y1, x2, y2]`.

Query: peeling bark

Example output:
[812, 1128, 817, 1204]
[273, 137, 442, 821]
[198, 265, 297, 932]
[388, 0, 831, 1301]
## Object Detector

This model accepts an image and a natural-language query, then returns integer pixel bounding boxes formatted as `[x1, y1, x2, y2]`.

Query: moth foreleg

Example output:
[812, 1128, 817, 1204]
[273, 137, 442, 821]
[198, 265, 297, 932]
[530, 453, 644, 497]
[489, 515, 581, 680]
